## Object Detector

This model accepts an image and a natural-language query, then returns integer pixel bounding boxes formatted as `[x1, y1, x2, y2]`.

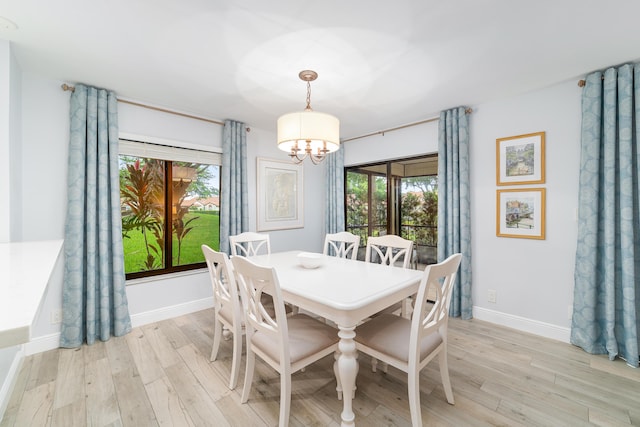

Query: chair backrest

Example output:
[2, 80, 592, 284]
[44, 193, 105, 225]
[231, 255, 290, 366]
[229, 232, 271, 257]
[410, 253, 462, 364]
[365, 235, 414, 268]
[323, 232, 360, 260]
[201, 244, 242, 326]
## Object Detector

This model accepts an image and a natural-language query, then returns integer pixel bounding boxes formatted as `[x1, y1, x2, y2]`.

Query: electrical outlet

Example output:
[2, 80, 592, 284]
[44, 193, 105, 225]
[488, 289, 497, 303]
[50, 309, 62, 324]
[567, 305, 573, 320]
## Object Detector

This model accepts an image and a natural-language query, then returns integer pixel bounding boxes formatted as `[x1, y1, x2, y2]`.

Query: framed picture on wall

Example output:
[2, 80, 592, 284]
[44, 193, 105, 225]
[257, 158, 304, 231]
[496, 188, 546, 239]
[496, 131, 545, 185]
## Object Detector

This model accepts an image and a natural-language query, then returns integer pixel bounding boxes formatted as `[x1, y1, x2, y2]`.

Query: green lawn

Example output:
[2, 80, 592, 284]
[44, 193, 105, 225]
[123, 212, 220, 274]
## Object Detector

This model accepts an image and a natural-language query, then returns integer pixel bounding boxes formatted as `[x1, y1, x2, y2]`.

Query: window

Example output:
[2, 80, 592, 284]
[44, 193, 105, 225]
[345, 155, 438, 267]
[119, 139, 221, 279]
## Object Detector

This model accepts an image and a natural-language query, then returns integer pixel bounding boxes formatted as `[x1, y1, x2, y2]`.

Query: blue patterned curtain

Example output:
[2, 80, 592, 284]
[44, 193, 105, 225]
[61, 84, 131, 347]
[438, 106, 472, 319]
[220, 120, 248, 255]
[572, 64, 640, 368]
[325, 147, 345, 234]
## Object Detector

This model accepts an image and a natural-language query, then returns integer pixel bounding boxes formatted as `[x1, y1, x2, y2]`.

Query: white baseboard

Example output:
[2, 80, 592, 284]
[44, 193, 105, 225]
[24, 297, 215, 356]
[24, 333, 61, 356]
[0, 346, 25, 421]
[473, 306, 571, 343]
[130, 297, 214, 328]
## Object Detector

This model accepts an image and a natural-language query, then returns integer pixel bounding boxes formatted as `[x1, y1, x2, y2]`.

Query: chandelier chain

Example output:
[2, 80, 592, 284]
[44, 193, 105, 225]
[305, 80, 312, 111]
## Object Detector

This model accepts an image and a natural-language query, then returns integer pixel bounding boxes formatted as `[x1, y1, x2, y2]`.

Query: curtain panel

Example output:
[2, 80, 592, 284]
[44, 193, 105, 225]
[325, 147, 345, 235]
[220, 120, 248, 255]
[572, 64, 640, 367]
[438, 106, 473, 319]
[61, 84, 131, 347]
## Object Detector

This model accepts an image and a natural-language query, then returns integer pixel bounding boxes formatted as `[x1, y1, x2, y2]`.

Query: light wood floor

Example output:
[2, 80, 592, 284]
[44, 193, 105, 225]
[2, 309, 639, 426]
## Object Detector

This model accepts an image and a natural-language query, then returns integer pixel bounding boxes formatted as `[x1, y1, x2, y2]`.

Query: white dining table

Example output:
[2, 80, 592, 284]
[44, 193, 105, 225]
[249, 250, 424, 427]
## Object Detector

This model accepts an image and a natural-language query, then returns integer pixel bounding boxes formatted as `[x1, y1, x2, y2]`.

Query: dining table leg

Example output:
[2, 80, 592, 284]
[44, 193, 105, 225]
[337, 325, 358, 426]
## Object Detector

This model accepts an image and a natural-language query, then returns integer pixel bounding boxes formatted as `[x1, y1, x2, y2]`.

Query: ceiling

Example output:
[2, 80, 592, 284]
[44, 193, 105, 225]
[1, 0, 640, 140]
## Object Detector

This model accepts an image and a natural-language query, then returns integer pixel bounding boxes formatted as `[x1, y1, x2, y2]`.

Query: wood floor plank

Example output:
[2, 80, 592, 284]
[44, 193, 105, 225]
[141, 323, 183, 368]
[125, 329, 165, 385]
[588, 407, 632, 427]
[164, 361, 231, 426]
[496, 397, 592, 427]
[50, 400, 85, 427]
[156, 318, 192, 350]
[25, 349, 60, 393]
[13, 381, 55, 426]
[144, 375, 195, 427]
[177, 316, 216, 358]
[176, 343, 232, 402]
[359, 404, 412, 427]
[213, 394, 269, 427]
[52, 348, 85, 410]
[85, 356, 121, 426]
[106, 336, 158, 426]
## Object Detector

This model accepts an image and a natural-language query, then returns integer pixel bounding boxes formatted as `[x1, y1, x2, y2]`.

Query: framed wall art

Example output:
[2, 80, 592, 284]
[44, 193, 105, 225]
[496, 188, 546, 239]
[257, 158, 304, 231]
[496, 131, 545, 185]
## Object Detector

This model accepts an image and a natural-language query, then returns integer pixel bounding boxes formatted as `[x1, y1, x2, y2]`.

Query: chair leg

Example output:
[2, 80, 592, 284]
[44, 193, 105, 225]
[439, 349, 455, 404]
[408, 367, 422, 427]
[371, 357, 377, 372]
[241, 350, 255, 403]
[279, 372, 292, 427]
[229, 329, 242, 390]
[210, 316, 222, 362]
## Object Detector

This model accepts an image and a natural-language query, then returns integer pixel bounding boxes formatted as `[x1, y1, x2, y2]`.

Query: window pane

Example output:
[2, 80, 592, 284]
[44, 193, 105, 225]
[346, 171, 368, 245]
[371, 175, 387, 237]
[400, 176, 438, 265]
[120, 156, 166, 274]
[172, 163, 220, 266]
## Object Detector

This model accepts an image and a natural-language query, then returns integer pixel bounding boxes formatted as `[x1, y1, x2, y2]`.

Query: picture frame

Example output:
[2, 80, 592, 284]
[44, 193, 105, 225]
[496, 188, 546, 239]
[257, 158, 304, 231]
[496, 131, 545, 185]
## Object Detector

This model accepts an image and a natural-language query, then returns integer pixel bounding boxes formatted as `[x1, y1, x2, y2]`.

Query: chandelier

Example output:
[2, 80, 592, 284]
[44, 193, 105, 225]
[277, 70, 340, 164]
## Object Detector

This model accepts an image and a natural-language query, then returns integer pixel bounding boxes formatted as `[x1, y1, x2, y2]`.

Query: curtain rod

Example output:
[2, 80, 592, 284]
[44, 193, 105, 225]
[60, 83, 249, 130]
[341, 107, 473, 143]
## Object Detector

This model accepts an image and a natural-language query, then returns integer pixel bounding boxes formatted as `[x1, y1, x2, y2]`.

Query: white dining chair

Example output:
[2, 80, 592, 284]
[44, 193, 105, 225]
[354, 253, 462, 427]
[365, 234, 414, 268]
[365, 234, 415, 317]
[323, 231, 360, 260]
[201, 244, 244, 390]
[229, 232, 271, 257]
[231, 255, 339, 427]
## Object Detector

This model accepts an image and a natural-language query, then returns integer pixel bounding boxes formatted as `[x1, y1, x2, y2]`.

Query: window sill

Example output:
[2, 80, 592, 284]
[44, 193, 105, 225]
[126, 267, 208, 286]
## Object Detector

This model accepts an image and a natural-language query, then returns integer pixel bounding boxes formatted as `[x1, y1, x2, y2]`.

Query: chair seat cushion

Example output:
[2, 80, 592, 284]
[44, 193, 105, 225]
[355, 314, 442, 363]
[251, 314, 338, 365]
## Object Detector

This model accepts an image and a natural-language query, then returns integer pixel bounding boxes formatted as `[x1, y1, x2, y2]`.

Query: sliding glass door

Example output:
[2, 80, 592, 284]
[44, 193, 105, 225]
[345, 155, 437, 267]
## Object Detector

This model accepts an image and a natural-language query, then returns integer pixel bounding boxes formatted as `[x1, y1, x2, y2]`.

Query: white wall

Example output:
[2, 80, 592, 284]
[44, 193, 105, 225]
[0, 41, 10, 243]
[344, 119, 440, 166]
[470, 81, 581, 339]
[344, 80, 581, 341]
